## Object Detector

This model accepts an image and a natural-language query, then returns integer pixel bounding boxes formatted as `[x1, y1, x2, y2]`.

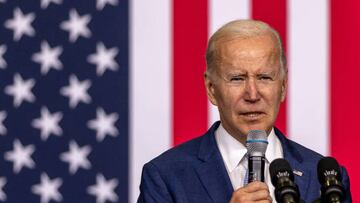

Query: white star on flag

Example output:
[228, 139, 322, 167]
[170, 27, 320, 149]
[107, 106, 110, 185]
[32, 173, 63, 203]
[60, 9, 92, 43]
[4, 139, 35, 173]
[0, 177, 6, 201]
[40, 0, 62, 9]
[32, 41, 63, 75]
[0, 44, 7, 69]
[4, 7, 35, 41]
[87, 108, 119, 142]
[4, 73, 36, 108]
[32, 107, 63, 141]
[60, 75, 92, 108]
[87, 42, 119, 76]
[87, 174, 118, 203]
[0, 111, 7, 135]
[96, 0, 118, 10]
[0, 0, 6, 3]
[60, 140, 92, 174]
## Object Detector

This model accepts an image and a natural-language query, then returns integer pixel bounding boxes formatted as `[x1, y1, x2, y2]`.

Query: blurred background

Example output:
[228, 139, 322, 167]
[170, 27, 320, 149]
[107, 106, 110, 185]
[0, 0, 359, 202]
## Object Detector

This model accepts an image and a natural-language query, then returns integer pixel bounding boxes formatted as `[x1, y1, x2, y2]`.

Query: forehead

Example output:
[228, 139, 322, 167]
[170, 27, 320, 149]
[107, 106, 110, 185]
[215, 34, 280, 73]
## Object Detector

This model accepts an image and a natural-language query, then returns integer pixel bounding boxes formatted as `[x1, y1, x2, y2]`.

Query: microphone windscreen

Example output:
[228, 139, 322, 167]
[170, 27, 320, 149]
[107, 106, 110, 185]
[270, 158, 294, 186]
[317, 157, 341, 184]
[246, 130, 268, 155]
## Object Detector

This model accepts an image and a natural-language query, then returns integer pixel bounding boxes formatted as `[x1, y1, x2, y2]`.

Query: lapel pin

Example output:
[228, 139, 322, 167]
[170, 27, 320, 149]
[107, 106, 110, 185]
[293, 170, 303, 177]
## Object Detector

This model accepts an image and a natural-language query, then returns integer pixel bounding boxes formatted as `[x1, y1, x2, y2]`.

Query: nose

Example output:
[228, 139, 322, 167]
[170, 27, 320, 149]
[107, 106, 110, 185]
[244, 78, 260, 103]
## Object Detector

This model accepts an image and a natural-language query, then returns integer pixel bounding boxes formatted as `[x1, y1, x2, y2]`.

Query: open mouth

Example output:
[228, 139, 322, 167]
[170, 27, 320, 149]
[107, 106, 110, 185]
[240, 111, 265, 118]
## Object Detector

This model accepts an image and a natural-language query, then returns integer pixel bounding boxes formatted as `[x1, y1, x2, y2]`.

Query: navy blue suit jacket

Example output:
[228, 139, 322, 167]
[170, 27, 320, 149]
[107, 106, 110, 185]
[138, 122, 352, 203]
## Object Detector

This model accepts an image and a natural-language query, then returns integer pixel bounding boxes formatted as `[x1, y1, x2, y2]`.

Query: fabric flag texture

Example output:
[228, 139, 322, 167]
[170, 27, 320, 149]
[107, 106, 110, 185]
[131, 0, 360, 203]
[0, 0, 359, 203]
[0, 0, 128, 202]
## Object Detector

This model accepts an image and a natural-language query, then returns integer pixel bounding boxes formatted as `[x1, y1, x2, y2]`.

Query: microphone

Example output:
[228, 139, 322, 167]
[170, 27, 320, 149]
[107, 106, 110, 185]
[270, 158, 301, 203]
[246, 130, 268, 182]
[317, 157, 345, 203]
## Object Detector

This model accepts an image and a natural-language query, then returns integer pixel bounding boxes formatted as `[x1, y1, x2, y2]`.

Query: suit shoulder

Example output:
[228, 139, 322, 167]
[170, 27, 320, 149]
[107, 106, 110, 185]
[148, 135, 204, 167]
[286, 138, 324, 165]
[275, 128, 323, 164]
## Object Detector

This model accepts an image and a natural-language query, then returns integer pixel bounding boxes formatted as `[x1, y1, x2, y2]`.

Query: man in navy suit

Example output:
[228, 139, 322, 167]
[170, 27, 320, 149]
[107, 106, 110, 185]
[138, 20, 352, 203]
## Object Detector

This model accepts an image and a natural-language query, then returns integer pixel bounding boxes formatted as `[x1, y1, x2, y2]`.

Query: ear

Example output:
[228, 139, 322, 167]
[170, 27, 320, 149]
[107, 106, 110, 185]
[280, 76, 288, 102]
[204, 72, 218, 106]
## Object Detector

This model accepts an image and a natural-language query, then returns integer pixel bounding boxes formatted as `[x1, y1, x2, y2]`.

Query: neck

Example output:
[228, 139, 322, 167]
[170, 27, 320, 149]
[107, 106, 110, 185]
[221, 124, 271, 146]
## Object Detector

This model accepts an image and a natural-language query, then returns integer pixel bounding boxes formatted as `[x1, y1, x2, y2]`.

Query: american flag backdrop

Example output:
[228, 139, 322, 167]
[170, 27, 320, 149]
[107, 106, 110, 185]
[0, 0, 128, 202]
[0, 0, 359, 203]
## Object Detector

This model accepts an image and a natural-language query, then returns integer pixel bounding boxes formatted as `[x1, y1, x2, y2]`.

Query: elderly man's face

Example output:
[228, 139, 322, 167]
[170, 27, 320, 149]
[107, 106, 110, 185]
[205, 34, 287, 141]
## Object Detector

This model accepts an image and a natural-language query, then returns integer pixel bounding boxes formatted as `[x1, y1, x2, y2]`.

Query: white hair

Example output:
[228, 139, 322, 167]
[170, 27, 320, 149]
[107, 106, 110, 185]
[205, 19, 287, 77]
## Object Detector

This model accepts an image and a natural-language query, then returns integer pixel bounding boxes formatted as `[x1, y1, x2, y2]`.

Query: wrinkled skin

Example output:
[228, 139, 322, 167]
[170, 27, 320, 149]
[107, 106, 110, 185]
[205, 33, 286, 203]
[205, 33, 287, 145]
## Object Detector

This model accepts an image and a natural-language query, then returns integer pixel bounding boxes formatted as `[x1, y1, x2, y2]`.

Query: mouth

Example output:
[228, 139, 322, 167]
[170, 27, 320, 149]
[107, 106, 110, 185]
[239, 111, 265, 119]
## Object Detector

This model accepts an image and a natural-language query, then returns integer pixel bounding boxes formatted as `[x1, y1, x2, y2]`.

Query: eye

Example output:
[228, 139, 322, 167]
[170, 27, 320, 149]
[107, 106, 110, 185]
[230, 76, 245, 82]
[259, 75, 273, 81]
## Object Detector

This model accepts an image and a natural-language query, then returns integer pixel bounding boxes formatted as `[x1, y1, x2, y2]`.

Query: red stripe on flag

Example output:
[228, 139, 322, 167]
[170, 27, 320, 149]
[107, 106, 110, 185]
[330, 0, 360, 200]
[172, 0, 209, 145]
[251, 0, 288, 134]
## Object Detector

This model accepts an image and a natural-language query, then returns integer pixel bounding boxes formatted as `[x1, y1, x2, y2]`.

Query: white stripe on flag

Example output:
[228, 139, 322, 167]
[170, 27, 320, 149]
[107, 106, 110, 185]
[130, 0, 172, 202]
[288, 0, 329, 155]
[208, 0, 251, 127]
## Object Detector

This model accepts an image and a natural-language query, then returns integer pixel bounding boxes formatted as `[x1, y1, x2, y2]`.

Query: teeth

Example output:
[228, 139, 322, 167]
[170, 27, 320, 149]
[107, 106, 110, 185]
[244, 113, 261, 117]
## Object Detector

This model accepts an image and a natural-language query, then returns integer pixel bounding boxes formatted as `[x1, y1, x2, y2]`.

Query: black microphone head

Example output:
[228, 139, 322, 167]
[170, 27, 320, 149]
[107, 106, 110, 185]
[317, 157, 345, 202]
[317, 156, 341, 184]
[270, 159, 300, 203]
[246, 130, 268, 156]
[270, 158, 294, 186]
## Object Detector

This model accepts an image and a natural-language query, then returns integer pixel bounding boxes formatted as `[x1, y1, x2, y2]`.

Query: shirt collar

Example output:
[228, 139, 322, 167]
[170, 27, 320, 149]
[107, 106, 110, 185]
[266, 128, 283, 164]
[215, 124, 246, 173]
[215, 124, 283, 173]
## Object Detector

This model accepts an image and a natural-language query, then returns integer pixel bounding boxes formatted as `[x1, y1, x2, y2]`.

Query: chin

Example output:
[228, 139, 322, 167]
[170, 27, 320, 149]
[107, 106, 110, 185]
[244, 124, 268, 132]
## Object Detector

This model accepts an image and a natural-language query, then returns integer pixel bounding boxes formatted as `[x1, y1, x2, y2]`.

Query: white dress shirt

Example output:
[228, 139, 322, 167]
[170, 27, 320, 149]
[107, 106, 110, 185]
[215, 123, 283, 202]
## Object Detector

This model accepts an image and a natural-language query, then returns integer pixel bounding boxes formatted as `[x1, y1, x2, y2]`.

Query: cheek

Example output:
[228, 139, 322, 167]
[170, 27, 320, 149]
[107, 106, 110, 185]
[271, 90, 284, 113]
[216, 87, 241, 111]
[228, 95, 245, 117]
[259, 86, 283, 107]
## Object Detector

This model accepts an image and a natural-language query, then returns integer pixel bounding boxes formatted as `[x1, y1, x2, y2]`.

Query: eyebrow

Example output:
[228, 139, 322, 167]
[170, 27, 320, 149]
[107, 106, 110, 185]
[257, 71, 277, 76]
[225, 70, 278, 77]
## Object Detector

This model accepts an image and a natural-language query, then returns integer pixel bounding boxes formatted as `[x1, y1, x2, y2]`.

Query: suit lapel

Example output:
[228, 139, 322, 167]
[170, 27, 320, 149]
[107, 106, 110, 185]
[194, 122, 233, 203]
[195, 124, 314, 202]
[275, 128, 312, 200]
